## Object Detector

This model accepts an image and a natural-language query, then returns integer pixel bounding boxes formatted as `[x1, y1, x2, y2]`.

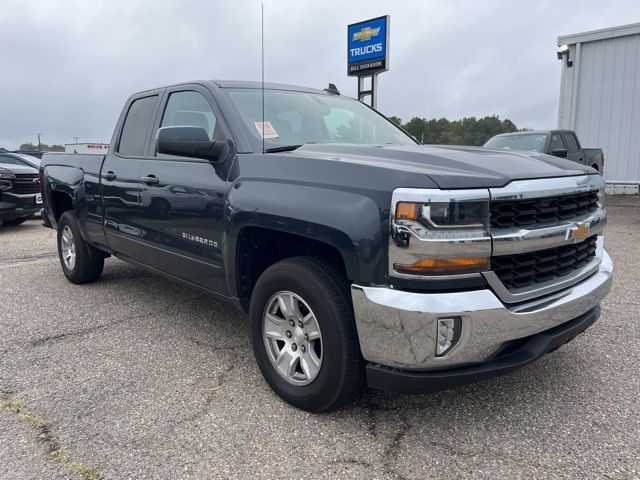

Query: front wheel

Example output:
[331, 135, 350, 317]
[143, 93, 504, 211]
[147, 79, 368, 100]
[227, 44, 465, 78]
[249, 257, 365, 412]
[57, 211, 104, 284]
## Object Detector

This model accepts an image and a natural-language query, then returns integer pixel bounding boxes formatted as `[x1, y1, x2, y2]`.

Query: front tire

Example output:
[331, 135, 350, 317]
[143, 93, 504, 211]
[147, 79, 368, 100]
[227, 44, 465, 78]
[249, 257, 365, 412]
[57, 211, 104, 284]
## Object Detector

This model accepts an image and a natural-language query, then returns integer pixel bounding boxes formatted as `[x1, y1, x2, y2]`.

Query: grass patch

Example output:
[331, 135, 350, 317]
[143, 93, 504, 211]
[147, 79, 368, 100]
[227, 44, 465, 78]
[1, 393, 100, 480]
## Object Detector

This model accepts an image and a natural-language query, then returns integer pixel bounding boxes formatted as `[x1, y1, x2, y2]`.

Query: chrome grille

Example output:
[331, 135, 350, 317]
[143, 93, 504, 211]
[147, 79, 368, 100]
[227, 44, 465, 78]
[491, 235, 598, 290]
[490, 191, 599, 228]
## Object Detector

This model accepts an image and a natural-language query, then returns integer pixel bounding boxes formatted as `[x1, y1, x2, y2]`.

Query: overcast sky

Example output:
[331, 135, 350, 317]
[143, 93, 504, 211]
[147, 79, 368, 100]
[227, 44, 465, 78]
[1, 0, 638, 149]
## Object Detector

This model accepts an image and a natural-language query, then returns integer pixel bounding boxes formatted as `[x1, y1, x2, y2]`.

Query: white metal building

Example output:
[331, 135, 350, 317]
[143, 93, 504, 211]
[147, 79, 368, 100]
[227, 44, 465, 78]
[557, 22, 640, 192]
[64, 143, 109, 154]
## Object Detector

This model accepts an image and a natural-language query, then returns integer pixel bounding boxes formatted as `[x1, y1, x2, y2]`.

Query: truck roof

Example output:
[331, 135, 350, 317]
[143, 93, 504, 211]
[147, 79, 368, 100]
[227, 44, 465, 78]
[493, 130, 574, 137]
[211, 80, 329, 94]
[133, 80, 331, 96]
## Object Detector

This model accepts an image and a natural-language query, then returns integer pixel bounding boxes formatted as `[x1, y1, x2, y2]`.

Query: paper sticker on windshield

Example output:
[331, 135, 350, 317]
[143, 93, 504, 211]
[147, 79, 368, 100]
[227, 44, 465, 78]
[254, 121, 279, 139]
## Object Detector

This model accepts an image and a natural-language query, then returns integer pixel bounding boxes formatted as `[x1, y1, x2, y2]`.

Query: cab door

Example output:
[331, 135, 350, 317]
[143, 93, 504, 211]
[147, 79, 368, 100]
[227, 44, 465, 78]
[102, 92, 161, 258]
[134, 85, 233, 295]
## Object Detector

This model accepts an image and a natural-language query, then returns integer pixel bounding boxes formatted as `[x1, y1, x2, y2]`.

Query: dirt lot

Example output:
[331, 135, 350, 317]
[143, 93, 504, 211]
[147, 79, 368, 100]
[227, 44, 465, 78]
[1, 197, 639, 480]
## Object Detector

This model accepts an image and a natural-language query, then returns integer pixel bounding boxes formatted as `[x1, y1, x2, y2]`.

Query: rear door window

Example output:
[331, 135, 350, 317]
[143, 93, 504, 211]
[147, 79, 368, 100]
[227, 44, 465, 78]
[118, 95, 158, 156]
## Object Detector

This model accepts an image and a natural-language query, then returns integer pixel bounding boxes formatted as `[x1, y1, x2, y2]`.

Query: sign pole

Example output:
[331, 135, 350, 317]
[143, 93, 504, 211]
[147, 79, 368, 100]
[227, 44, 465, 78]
[357, 74, 378, 109]
[347, 15, 389, 109]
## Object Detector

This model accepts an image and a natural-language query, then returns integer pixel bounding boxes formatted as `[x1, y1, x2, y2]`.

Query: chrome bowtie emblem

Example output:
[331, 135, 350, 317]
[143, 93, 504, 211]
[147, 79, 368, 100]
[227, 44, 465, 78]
[568, 222, 590, 241]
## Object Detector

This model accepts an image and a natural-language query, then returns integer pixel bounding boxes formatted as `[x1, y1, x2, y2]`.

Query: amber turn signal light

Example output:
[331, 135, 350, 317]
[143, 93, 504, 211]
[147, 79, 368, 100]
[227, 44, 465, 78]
[395, 202, 419, 220]
[394, 257, 489, 275]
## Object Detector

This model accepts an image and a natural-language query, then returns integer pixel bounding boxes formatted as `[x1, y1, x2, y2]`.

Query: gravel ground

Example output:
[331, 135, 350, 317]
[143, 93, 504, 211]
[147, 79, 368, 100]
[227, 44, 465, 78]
[0, 197, 638, 480]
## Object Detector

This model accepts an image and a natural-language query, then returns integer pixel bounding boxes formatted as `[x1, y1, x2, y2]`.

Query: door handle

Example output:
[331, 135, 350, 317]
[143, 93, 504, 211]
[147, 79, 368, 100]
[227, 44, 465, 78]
[102, 171, 116, 181]
[141, 175, 159, 185]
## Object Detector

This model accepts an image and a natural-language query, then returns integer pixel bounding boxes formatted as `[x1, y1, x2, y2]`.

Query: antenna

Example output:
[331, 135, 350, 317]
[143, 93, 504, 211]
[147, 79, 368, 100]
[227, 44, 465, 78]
[261, 1, 265, 154]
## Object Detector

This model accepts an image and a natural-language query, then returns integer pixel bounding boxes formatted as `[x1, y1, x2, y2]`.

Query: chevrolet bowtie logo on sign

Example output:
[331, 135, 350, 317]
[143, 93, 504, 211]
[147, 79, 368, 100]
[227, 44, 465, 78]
[352, 26, 381, 42]
[569, 222, 591, 241]
[347, 15, 389, 77]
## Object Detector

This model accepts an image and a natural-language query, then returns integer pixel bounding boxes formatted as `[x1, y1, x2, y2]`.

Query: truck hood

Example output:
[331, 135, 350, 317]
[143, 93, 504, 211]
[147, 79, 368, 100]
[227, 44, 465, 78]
[294, 144, 595, 189]
[0, 163, 38, 175]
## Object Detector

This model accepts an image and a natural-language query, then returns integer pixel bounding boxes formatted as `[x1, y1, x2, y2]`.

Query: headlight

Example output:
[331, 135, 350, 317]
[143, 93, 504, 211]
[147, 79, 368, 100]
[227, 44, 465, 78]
[0, 168, 14, 190]
[390, 189, 491, 277]
[396, 201, 488, 229]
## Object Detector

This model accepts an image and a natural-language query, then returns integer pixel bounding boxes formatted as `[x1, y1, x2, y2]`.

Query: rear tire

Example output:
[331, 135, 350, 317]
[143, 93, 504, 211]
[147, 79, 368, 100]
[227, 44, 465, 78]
[57, 211, 104, 284]
[249, 257, 365, 412]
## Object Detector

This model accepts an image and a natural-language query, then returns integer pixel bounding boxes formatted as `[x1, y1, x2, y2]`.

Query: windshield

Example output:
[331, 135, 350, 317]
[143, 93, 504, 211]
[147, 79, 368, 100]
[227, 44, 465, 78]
[0, 154, 37, 168]
[484, 134, 546, 152]
[225, 88, 415, 150]
[14, 154, 39, 167]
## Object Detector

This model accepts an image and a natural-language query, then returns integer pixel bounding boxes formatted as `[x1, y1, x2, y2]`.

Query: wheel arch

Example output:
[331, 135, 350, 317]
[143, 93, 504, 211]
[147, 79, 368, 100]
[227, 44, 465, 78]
[229, 221, 356, 311]
[224, 179, 386, 307]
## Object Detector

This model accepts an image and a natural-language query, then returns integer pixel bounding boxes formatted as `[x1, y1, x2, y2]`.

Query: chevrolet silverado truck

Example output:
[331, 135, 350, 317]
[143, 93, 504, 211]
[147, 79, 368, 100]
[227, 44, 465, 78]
[484, 130, 605, 173]
[0, 155, 42, 227]
[40, 81, 613, 411]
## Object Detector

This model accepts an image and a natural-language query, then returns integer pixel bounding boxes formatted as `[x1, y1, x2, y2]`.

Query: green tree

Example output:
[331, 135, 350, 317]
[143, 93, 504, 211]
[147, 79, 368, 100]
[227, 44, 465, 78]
[19, 142, 37, 151]
[403, 117, 427, 142]
[390, 114, 519, 146]
[388, 115, 402, 126]
[18, 142, 65, 152]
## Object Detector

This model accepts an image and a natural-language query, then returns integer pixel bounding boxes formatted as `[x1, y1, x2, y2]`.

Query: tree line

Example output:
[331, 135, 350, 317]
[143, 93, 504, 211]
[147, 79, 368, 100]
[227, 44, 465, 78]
[388, 115, 518, 146]
[18, 142, 65, 152]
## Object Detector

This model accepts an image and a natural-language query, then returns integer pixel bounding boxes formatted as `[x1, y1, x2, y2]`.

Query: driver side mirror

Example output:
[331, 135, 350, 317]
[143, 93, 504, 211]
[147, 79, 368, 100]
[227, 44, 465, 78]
[156, 126, 227, 162]
[551, 148, 568, 158]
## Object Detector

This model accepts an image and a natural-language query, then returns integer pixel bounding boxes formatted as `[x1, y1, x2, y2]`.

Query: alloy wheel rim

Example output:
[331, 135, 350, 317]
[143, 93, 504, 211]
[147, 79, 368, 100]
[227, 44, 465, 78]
[262, 291, 323, 386]
[61, 225, 76, 271]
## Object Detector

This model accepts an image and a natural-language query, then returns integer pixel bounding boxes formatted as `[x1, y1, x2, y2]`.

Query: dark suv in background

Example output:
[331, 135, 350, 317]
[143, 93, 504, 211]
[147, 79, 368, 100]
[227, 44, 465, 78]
[0, 153, 42, 227]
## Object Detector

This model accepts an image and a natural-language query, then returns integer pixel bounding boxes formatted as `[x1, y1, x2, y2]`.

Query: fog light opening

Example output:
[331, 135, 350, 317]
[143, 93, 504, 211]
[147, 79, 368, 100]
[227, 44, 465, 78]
[436, 317, 461, 357]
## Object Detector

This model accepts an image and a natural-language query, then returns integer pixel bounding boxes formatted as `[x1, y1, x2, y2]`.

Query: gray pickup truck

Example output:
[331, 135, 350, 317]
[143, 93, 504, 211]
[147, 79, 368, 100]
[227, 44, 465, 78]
[41, 80, 613, 411]
[484, 130, 605, 173]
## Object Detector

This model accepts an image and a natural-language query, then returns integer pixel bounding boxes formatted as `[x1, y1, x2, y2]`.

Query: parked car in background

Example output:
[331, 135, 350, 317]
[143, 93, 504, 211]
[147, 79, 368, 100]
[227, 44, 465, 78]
[0, 152, 41, 169]
[484, 130, 604, 173]
[0, 161, 41, 227]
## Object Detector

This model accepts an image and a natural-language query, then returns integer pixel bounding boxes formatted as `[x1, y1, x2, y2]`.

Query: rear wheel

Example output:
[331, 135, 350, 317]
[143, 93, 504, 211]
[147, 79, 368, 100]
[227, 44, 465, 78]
[57, 211, 104, 284]
[249, 257, 365, 412]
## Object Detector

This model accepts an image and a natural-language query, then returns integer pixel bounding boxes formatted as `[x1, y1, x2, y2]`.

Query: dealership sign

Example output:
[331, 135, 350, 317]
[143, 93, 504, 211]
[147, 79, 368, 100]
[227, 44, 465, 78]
[347, 16, 389, 76]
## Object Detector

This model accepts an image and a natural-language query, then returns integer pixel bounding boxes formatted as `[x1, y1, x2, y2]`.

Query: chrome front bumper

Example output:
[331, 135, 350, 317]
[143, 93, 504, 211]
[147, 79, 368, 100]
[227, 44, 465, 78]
[351, 249, 613, 370]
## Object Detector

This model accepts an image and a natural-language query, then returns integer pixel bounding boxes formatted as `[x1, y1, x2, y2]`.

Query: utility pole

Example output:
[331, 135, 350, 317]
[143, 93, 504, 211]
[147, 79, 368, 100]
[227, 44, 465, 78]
[73, 136, 79, 144]
[37, 133, 42, 152]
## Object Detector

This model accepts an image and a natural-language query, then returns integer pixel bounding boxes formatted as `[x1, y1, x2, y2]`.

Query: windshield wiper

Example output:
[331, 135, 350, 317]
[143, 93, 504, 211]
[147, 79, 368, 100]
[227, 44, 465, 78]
[264, 144, 303, 153]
